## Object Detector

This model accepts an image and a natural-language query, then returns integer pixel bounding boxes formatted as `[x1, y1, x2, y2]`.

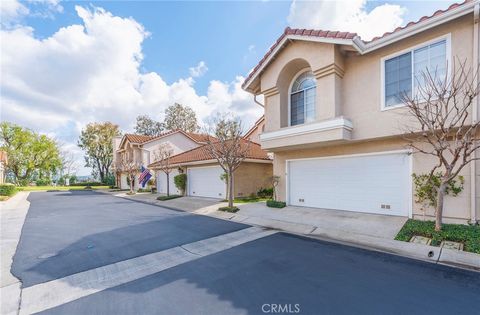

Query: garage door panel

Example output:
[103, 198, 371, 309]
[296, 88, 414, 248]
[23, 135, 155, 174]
[288, 153, 410, 216]
[157, 169, 180, 195]
[188, 166, 225, 199]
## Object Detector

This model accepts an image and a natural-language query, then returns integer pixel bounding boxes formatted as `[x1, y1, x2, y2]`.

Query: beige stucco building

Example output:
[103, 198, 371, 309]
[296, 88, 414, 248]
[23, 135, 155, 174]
[112, 131, 209, 191]
[243, 1, 480, 223]
[148, 121, 273, 199]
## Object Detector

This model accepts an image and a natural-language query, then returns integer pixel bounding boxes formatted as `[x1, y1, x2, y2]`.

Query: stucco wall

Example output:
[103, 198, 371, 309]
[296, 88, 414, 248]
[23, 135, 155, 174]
[272, 138, 475, 223]
[260, 14, 475, 140]
[233, 162, 273, 197]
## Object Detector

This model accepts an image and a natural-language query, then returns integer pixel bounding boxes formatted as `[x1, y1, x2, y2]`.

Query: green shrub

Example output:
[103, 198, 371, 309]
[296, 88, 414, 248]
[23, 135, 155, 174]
[257, 187, 273, 198]
[69, 182, 104, 186]
[0, 184, 17, 196]
[218, 206, 239, 213]
[174, 174, 187, 194]
[395, 219, 480, 254]
[266, 200, 286, 208]
[412, 173, 464, 208]
[35, 178, 51, 186]
[157, 194, 182, 201]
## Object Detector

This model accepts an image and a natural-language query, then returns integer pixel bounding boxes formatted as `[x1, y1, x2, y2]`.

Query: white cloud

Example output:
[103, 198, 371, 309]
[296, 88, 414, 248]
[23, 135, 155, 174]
[189, 61, 208, 78]
[287, 0, 407, 41]
[0, 0, 29, 26]
[0, 0, 63, 27]
[1, 5, 261, 175]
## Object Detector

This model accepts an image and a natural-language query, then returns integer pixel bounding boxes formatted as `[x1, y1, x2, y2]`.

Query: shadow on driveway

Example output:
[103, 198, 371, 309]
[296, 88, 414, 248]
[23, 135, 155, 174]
[12, 191, 247, 287]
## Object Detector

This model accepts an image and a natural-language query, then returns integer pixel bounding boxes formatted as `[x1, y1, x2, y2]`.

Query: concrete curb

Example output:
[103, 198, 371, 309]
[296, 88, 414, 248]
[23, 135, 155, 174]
[1, 191, 31, 315]
[106, 191, 480, 273]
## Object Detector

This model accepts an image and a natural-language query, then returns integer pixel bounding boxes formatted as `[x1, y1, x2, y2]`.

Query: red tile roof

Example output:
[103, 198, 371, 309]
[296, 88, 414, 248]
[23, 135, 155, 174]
[242, 0, 473, 90]
[124, 134, 158, 144]
[149, 140, 271, 168]
[242, 27, 357, 89]
[369, 0, 472, 42]
[123, 130, 210, 145]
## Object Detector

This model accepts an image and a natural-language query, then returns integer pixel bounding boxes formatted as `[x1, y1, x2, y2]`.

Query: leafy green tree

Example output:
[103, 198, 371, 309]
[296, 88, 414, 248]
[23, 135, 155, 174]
[0, 122, 62, 185]
[164, 103, 199, 132]
[78, 122, 120, 183]
[134, 115, 164, 136]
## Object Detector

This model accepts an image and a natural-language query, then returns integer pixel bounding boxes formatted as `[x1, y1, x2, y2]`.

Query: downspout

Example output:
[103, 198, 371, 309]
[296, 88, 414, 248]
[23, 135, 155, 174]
[470, 2, 479, 224]
[254, 93, 264, 107]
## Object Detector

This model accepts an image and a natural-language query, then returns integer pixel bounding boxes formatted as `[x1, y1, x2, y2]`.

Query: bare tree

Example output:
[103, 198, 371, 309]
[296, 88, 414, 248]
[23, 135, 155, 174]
[270, 175, 280, 201]
[154, 143, 174, 196]
[204, 115, 250, 208]
[402, 59, 480, 231]
[119, 153, 140, 194]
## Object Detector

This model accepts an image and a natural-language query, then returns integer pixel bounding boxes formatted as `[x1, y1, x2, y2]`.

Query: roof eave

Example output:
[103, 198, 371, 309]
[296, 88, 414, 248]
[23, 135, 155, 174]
[361, 1, 476, 54]
[242, 35, 356, 93]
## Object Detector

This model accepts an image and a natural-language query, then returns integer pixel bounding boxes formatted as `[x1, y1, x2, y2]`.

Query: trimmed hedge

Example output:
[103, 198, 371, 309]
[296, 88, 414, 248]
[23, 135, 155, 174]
[266, 200, 286, 208]
[218, 206, 240, 213]
[0, 184, 17, 196]
[395, 219, 480, 254]
[174, 174, 187, 195]
[157, 195, 182, 201]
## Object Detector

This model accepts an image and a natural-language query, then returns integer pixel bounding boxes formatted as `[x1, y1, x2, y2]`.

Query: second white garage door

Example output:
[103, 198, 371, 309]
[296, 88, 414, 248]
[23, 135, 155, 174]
[187, 166, 225, 199]
[157, 169, 180, 195]
[287, 152, 410, 216]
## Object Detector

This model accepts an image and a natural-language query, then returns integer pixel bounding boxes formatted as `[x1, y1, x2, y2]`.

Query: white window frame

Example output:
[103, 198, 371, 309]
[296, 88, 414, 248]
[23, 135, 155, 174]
[380, 34, 451, 111]
[288, 68, 316, 126]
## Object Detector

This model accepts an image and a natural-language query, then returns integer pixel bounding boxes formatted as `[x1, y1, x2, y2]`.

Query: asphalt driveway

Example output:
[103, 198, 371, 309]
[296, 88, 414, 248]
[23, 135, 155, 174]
[12, 191, 247, 287]
[11, 191, 480, 315]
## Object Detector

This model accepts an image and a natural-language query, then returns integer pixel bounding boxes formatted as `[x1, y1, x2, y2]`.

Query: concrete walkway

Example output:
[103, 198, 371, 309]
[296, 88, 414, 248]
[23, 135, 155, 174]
[1, 192, 31, 315]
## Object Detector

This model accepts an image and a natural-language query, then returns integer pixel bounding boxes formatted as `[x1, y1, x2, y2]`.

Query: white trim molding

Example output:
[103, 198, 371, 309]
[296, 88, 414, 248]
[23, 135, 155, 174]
[260, 117, 353, 142]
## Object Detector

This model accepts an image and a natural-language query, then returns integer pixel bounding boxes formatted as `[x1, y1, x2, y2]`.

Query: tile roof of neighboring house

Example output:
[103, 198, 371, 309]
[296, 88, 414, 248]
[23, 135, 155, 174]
[122, 130, 211, 146]
[242, 0, 474, 91]
[124, 134, 158, 144]
[149, 140, 271, 168]
[183, 132, 211, 143]
[244, 115, 265, 140]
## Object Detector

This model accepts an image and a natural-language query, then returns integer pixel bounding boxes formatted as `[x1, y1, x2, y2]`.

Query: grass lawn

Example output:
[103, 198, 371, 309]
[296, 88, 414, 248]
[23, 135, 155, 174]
[395, 219, 480, 254]
[18, 185, 110, 191]
[0, 195, 11, 201]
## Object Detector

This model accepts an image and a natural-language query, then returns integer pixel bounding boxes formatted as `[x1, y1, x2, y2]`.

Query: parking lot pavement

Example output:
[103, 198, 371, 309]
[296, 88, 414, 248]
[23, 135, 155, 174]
[39, 232, 480, 315]
[12, 191, 247, 287]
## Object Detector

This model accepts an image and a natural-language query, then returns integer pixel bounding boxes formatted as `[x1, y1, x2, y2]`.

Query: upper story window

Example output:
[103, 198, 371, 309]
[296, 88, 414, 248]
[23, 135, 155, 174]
[382, 36, 449, 109]
[290, 70, 316, 126]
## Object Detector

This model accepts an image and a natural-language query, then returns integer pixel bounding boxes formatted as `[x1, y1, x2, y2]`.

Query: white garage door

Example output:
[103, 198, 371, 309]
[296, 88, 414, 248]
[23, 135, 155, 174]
[187, 166, 225, 199]
[157, 169, 180, 195]
[288, 152, 410, 216]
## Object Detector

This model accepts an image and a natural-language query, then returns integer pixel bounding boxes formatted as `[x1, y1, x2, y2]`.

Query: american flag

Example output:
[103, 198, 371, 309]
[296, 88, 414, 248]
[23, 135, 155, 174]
[138, 166, 152, 187]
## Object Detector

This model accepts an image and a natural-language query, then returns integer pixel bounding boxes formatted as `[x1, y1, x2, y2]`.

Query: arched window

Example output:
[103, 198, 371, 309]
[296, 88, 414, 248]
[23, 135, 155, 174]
[290, 70, 316, 126]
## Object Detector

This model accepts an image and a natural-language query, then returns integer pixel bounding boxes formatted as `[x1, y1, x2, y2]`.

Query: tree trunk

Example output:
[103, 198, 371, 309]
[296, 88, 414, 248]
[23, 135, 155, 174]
[129, 175, 134, 194]
[166, 173, 170, 196]
[435, 181, 447, 231]
[228, 171, 234, 208]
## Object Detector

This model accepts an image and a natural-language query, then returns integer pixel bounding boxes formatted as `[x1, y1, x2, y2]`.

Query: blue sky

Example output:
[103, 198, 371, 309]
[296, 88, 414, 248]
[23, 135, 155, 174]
[1, 0, 455, 175]
[19, 0, 450, 95]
